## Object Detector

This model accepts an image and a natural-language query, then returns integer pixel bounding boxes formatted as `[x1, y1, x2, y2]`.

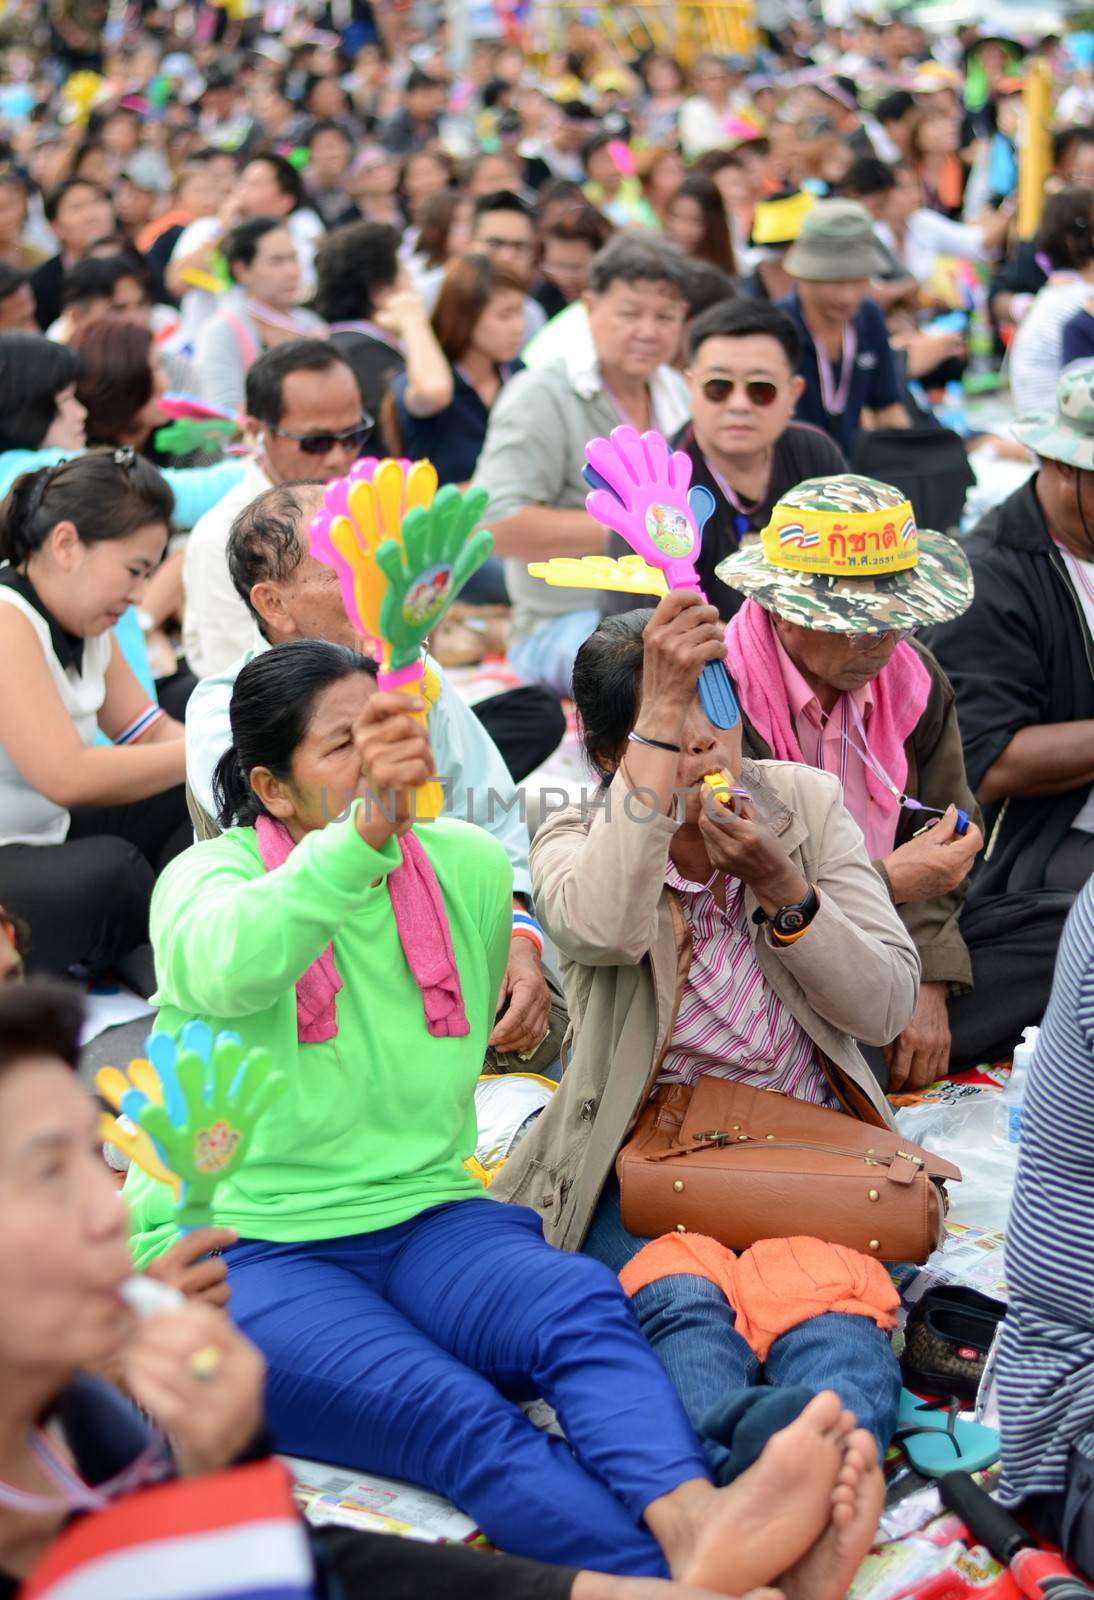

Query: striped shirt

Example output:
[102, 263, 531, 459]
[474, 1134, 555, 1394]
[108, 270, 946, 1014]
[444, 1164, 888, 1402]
[998, 875, 1094, 1505]
[658, 863, 833, 1105]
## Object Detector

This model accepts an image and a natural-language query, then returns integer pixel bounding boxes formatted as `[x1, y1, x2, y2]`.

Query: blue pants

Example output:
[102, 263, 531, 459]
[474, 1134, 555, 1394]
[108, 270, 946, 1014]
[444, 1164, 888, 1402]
[226, 1199, 710, 1574]
[584, 1177, 901, 1482]
[508, 607, 601, 700]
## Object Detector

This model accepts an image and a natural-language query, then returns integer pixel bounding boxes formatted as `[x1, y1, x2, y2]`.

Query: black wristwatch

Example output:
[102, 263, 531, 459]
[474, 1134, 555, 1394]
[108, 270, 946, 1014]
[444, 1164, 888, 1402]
[753, 884, 820, 940]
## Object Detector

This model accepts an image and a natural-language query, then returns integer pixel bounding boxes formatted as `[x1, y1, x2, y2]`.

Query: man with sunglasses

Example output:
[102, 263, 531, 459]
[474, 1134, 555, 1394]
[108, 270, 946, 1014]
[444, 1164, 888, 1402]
[715, 473, 1069, 1091]
[183, 340, 374, 679]
[665, 300, 847, 623]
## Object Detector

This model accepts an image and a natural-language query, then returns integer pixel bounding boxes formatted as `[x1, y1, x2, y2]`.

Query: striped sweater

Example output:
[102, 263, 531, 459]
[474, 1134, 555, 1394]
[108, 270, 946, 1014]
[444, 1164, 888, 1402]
[998, 876, 1094, 1504]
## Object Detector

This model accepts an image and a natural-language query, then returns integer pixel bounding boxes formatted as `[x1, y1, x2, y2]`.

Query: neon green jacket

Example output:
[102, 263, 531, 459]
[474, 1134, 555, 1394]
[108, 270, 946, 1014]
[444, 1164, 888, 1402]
[124, 806, 512, 1264]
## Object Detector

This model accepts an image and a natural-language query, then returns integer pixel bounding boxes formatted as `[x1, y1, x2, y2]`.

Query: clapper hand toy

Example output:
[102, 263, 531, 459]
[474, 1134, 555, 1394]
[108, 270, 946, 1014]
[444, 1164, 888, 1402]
[583, 427, 738, 729]
[528, 428, 738, 728]
[309, 458, 494, 820]
[97, 1022, 287, 1233]
[528, 553, 669, 596]
[154, 392, 242, 457]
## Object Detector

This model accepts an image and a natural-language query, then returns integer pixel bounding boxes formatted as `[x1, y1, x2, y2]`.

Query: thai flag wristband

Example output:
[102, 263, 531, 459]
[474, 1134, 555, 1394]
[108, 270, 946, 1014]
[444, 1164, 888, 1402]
[116, 704, 166, 745]
[511, 911, 544, 955]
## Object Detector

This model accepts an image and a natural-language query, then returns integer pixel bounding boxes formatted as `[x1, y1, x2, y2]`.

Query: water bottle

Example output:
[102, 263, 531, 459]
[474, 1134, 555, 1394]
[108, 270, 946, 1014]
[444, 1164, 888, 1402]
[994, 1025, 1039, 1146]
[937, 380, 970, 439]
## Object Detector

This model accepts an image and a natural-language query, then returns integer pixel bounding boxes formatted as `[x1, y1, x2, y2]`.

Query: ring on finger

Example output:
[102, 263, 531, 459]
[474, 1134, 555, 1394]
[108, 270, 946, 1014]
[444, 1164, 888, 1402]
[188, 1344, 222, 1381]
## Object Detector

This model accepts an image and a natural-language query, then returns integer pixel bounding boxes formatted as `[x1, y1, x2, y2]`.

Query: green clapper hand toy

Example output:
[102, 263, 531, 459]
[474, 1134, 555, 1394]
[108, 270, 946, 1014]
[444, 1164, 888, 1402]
[97, 1021, 287, 1234]
[309, 458, 494, 821]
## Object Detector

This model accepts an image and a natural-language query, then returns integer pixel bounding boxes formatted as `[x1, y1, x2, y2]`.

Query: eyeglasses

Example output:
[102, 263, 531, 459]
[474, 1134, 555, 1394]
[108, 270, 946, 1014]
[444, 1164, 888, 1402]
[267, 415, 375, 457]
[843, 627, 914, 653]
[700, 377, 780, 408]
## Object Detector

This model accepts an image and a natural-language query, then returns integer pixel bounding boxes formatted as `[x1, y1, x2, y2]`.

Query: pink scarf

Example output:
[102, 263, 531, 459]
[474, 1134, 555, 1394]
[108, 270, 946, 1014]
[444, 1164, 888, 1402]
[724, 600, 932, 816]
[255, 816, 469, 1043]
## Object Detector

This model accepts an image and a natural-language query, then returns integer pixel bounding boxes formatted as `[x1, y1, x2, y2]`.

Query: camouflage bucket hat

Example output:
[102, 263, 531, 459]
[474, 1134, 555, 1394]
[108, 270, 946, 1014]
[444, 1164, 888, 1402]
[714, 474, 974, 633]
[1011, 359, 1094, 470]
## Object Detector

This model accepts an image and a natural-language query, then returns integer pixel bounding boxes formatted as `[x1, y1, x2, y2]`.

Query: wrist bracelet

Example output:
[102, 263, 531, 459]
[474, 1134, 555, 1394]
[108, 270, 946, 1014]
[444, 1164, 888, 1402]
[628, 731, 681, 754]
[511, 911, 544, 955]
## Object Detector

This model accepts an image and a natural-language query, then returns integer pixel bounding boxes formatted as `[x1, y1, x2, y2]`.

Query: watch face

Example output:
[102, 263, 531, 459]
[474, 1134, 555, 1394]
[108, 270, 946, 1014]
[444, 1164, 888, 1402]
[776, 906, 807, 934]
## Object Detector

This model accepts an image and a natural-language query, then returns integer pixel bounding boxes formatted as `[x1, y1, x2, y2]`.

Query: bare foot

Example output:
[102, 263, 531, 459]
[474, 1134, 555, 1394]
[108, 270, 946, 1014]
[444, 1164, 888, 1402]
[653, 1391, 845, 1597]
[779, 1429, 884, 1600]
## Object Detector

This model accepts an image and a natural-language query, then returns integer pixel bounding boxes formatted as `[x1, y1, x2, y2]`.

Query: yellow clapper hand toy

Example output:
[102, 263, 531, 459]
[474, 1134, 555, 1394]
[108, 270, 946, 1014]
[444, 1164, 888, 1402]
[528, 553, 669, 596]
[309, 458, 494, 821]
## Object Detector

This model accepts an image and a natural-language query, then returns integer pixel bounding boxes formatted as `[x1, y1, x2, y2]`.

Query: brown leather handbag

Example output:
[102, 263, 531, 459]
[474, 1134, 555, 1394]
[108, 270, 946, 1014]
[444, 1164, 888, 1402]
[617, 1075, 961, 1264]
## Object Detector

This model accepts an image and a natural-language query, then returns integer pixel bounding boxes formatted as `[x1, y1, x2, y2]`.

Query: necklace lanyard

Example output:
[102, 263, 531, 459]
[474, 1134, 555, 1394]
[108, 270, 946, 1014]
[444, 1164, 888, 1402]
[840, 695, 953, 825]
[816, 696, 850, 788]
[0, 1427, 170, 1515]
[244, 299, 325, 339]
[327, 318, 401, 351]
[810, 319, 857, 417]
[703, 450, 771, 542]
[601, 375, 661, 436]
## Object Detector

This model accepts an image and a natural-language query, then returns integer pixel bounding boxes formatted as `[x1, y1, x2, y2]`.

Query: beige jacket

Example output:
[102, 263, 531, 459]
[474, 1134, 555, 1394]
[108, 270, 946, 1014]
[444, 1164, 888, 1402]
[491, 758, 921, 1250]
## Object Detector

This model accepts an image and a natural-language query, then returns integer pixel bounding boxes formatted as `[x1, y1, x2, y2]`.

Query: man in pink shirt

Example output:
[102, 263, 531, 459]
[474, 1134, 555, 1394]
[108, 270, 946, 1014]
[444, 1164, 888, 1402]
[718, 473, 1070, 1091]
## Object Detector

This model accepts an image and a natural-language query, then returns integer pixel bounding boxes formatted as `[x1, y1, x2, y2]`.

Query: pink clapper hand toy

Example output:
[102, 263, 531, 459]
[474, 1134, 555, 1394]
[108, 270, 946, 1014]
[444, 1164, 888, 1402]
[584, 426, 738, 729]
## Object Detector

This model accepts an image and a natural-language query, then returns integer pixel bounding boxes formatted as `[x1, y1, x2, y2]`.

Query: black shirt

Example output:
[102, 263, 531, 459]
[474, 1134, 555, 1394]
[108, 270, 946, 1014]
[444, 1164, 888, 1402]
[30, 252, 66, 331]
[779, 289, 903, 456]
[922, 476, 1094, 897]
[328, 329, 405, 456]
[600, 420, 847, 622]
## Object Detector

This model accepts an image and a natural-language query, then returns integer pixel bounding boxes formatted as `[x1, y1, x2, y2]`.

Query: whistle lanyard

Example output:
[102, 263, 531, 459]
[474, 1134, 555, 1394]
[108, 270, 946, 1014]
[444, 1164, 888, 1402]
[601, 376, 662, 437]
[811, 319, 857, 418]
[836, 695, 951, 824]
[244, 299, 323, 339]
[0, 1427, 169, 1515]
[703, 452, 770, 542]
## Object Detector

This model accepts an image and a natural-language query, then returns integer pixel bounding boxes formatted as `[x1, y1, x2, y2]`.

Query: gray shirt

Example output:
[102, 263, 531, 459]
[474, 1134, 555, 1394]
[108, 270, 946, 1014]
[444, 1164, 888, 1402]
[472, 351, 689, 648]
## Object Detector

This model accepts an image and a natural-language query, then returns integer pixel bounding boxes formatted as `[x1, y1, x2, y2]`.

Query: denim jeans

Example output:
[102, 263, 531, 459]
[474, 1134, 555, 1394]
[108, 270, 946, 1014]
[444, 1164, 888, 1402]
[584, 1175, 902, 1483]
[508, 607, 601, 699]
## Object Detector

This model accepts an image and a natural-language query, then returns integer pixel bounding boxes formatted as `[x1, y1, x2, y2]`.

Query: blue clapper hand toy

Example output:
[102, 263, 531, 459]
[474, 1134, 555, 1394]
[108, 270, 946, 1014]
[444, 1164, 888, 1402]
[97, 1021, 287, 1234]
[583, 426, 739, 729]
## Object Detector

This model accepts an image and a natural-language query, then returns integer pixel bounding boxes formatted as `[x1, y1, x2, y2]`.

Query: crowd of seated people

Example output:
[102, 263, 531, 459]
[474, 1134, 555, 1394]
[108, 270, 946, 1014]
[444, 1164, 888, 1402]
[1, 11, 1093, 1596]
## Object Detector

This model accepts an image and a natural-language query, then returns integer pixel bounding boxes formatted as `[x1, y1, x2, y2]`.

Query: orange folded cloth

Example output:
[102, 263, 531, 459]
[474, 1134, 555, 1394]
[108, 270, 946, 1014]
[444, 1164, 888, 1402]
[619, 1233, 898, 1362]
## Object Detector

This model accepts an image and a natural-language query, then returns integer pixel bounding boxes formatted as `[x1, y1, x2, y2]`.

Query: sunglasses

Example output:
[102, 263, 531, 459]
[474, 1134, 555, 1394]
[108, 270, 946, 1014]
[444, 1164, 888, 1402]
[268, 415, 375, 457]
[700, 377, 782, 407]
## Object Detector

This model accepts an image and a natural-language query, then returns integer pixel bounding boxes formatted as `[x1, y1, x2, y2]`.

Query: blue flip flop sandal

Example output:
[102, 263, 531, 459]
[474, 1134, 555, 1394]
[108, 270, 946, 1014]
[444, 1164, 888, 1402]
[894, 1389, 1000, 1477]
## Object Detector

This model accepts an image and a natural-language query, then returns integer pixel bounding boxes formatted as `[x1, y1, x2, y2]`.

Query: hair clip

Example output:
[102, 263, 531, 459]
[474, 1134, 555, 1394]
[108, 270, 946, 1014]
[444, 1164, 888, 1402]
[112, 446, 137, 468]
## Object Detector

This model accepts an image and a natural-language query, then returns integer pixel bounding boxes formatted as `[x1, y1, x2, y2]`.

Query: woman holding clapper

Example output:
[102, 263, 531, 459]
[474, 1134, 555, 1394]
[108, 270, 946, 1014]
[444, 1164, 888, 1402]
[123, 636, 882, 1592]
[0, 449, 188, 991]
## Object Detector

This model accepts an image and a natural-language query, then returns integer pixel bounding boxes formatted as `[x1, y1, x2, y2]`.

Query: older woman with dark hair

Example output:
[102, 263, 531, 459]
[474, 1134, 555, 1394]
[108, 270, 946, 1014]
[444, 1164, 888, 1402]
[492, 591, 917, 1485]
[123, 635, 880, 1594]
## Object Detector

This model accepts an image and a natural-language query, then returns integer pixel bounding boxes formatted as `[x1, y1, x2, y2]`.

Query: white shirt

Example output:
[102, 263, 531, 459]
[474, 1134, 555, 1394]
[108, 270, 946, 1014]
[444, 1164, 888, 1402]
[182, 458, 272, 680]
[0, 585, 112, 846]
[1010, 279, 1092, 417]
[168, 209, 324, 355]
[877, 210, 986, 285]
[678, 93, 746, 160]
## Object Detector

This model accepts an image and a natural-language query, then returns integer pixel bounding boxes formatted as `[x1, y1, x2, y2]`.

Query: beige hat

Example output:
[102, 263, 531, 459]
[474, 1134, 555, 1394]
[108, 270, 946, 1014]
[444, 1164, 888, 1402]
[783, 198, 888, 282]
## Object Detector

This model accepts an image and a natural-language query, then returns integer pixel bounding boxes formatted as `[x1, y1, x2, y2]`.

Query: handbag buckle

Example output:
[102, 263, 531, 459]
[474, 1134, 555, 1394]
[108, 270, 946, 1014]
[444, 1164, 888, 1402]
[694, 1129, 732, 1146]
